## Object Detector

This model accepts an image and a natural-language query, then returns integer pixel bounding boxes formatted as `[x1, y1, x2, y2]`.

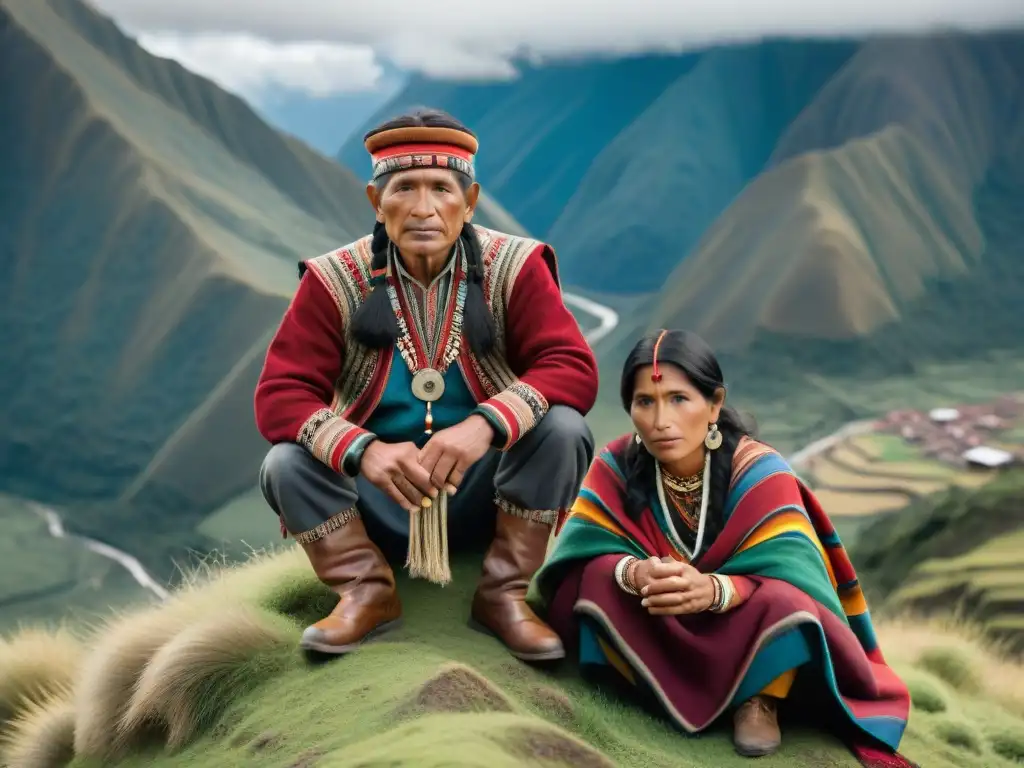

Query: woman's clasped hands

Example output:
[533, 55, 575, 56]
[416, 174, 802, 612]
[635, 556, 716, 615]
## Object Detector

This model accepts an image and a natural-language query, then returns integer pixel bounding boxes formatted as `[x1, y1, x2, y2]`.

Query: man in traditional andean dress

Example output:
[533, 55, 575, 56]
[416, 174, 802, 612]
[254, 108, 598, 662]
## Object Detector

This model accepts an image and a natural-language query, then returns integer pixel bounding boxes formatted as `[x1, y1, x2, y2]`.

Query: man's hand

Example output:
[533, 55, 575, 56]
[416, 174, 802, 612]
[360, 440, 438, 514]
[418, 414, 494, 495]
[639, 559, 716, 616]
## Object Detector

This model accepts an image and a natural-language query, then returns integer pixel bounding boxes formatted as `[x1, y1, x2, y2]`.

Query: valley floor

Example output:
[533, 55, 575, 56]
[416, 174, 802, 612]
[0, 495, 152, 634]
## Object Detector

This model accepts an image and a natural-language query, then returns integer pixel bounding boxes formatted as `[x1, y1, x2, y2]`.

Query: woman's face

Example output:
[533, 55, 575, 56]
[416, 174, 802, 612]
[629, 363, 723, 469]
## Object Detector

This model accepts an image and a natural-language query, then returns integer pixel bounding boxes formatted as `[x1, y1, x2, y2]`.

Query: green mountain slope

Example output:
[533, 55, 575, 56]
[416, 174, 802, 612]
[649, 33, 1024, 361]
[40, 0, 370, 235]
[649, 125, 982, 347]
[0, 495, 150, 635]
[543, 42, 856, 293]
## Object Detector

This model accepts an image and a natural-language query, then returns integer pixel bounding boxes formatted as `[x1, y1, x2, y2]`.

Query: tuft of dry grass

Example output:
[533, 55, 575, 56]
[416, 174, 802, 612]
[876, 614, 1024, 716]
[0, 627, 82, 728]
[0, 688, 75, 768]
[67, 546, 328, 761]
[176, 545, 336, 629]
[72, 599, 210, 761]
[118, 604, 297, 750]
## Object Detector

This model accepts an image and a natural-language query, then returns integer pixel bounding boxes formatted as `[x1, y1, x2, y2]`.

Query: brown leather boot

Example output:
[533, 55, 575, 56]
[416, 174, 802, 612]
[297, 514, 402, 654]
[733, 695, 782, 757]
[470, 511, 565, 662]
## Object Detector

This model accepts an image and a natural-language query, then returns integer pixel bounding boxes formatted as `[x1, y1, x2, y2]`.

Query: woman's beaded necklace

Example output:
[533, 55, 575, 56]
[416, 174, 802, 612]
[661, 466, 704, 530]
[654, 452, 711, 560]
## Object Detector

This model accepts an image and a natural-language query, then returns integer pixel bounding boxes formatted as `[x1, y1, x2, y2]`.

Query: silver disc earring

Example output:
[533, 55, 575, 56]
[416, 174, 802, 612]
[704, 423, 722, 450]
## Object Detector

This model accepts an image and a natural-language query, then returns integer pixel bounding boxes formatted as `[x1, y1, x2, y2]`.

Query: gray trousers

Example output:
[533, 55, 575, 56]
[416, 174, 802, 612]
[259, 405, 594, 564]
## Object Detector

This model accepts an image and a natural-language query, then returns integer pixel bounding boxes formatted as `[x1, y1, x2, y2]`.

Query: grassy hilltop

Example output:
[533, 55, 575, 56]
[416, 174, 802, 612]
[3, 548, 1024, 768]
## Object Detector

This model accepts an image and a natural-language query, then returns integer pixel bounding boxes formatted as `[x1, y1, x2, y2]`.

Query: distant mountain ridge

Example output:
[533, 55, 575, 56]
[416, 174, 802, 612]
[337, 43, 859, 292]
[337, 55, 701, 238]
[39, 0, 369, 234]
[651, 33, 1024, 356]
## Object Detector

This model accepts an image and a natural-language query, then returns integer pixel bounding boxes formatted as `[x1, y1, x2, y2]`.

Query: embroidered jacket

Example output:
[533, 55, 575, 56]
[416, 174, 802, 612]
[254, 225, 599, 475]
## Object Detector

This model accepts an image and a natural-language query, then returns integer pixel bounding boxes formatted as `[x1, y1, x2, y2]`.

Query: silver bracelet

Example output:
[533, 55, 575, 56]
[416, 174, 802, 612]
[614, 555, 640, 595]
[709, 574, 735, 613]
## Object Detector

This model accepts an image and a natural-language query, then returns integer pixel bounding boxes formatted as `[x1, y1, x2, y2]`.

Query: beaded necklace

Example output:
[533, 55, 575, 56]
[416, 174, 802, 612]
[654, 452, 710, 560]
[661, 466, 704, 530]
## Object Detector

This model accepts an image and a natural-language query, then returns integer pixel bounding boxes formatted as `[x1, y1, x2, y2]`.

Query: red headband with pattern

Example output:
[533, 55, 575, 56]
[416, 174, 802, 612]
[365, 126, 478, 182]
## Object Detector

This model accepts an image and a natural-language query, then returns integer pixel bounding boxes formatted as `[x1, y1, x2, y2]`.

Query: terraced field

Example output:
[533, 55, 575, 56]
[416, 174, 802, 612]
[889, 529, 1024, 654]
[850, 469, 1024, 655]
[801, 432, 1001, 520]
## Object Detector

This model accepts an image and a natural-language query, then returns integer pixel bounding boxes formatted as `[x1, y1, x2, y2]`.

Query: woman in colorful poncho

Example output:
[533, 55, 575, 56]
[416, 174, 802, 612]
[529, 330, 915, 766]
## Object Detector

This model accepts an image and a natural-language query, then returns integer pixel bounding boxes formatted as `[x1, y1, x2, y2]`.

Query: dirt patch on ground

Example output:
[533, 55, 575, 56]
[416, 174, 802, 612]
[287, 747, 324, 767]
[528, 685, 576, 725]
[502, 725, 615, 767]
[395, 662, 514, 717]
[248, 730, 281, 752]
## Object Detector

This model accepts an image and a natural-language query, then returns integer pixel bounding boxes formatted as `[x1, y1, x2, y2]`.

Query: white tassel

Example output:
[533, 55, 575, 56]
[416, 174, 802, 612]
[406, 492, 451, 585]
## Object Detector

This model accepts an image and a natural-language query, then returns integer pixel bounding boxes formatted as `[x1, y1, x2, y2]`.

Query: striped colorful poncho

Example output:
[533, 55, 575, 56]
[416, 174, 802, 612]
[528, 435, 915, 768]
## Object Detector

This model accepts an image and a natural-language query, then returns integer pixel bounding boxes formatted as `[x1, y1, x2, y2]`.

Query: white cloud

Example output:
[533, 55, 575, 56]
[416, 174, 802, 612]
[98, 0, 1024, 94]
[135, 33, 384, 100]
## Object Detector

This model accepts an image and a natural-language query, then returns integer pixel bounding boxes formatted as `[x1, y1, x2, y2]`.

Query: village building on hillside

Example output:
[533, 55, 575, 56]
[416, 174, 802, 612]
[877, 394, 1024, 471]
[962, 445, 1017, 470]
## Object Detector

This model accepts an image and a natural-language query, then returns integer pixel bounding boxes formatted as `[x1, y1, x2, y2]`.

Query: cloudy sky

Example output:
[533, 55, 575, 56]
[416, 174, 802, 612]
[92, 0, 1023, 103]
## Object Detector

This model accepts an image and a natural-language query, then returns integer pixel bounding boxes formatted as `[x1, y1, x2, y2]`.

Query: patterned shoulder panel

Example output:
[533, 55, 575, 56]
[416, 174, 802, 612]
[473, 225, 556, 317]
[300, 234, 374, 327]
[730, 436, 791, 488]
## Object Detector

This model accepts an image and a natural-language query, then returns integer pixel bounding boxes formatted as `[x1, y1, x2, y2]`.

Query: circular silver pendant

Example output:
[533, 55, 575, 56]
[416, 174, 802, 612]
[411, 368, 445, 403]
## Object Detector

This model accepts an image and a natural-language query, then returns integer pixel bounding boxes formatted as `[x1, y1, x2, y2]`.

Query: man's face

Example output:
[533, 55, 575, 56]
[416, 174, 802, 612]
[367, 169, 479, 261]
